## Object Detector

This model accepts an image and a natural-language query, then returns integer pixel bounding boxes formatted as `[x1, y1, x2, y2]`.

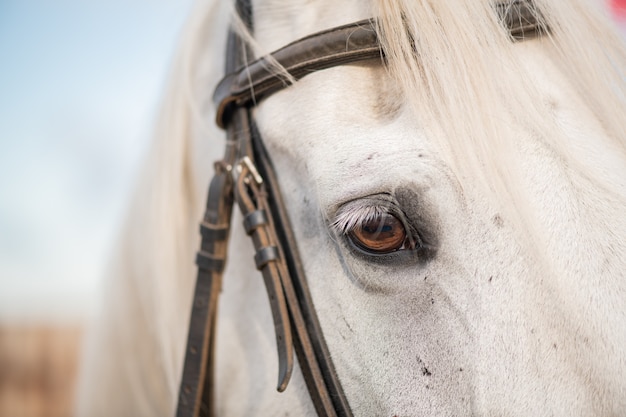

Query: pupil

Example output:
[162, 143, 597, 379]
[362, 221, 394, 235]
[363, 225, 376, 234]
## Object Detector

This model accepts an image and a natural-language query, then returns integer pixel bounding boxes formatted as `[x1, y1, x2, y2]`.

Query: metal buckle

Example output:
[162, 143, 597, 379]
[234, 156, 264, 185]
[213, 160, 233, 174]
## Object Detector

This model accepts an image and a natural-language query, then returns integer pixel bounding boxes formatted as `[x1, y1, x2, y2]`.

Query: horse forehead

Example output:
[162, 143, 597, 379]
[257, 62, 404, 127]
[254, 65, 447, 206]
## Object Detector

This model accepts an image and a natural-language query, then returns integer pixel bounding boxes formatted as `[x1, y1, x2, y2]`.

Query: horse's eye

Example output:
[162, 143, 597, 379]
[348, 213, 408, 254]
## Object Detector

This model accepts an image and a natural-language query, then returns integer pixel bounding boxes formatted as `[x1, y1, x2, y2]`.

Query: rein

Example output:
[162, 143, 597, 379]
[175, 2, 542, 416]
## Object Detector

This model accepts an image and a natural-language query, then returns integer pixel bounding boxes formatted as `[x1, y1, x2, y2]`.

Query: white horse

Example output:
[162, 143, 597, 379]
[76, 0, 626, 415]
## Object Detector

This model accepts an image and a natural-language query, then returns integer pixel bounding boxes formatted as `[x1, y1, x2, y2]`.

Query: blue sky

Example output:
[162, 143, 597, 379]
[0, 0, 194, 320]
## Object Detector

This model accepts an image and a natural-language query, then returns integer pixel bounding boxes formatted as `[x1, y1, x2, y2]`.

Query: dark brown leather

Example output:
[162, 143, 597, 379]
[233, 156, 294, 392]
[213, 0, 543, 128]
[497, 0, 545, 40]
[175, 157, 234, 417]
[175, 29, 244, 417]
[213, 19, 380, 128]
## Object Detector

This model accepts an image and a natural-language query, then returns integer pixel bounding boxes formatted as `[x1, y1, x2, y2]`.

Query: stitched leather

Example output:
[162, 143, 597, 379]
[213, 1, 542, 129]
[213, 19, 381, 128]
[233, 156, 294, 393]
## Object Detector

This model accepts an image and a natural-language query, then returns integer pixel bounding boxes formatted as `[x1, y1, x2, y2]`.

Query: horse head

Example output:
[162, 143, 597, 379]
[77, 1, 626, 416]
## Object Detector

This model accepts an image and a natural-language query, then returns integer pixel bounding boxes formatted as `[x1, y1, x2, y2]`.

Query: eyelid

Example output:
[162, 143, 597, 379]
[331, 195, 397, 235]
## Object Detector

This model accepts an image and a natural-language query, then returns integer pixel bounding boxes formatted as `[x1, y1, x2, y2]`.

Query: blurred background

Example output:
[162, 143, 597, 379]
[0, 0, 193, 415]
[0, 1, 624, 416]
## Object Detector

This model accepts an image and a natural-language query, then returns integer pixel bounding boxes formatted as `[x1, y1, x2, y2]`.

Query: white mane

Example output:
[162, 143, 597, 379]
[375, 0, 626, 254]
[76, 0, 626, 415]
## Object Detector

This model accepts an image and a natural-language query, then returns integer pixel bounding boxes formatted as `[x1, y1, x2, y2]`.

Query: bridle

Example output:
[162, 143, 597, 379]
[175, 2, 542, 416]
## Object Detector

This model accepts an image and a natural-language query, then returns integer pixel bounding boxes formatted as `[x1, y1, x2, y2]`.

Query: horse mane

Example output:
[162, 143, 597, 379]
[376, 0, 626, 173]
[76, 1, 227, 414]
[76, 0, 626, 414]
[375, 0, 626, 253]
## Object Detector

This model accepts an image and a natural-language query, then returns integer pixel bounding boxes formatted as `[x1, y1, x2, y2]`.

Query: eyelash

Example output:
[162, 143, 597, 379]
[331, 198, 420, 256]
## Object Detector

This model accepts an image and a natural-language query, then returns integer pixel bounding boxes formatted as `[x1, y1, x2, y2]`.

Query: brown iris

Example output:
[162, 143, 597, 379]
[348, 213, 407, 254]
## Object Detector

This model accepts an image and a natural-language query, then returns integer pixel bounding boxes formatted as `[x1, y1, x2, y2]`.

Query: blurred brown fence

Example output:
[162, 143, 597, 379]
[0, 325, 82, 417]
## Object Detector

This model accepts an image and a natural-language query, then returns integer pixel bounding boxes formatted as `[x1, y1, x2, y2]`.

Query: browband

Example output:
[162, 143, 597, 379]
[213, 19, 380, 128]
[214, 0, 543, 128]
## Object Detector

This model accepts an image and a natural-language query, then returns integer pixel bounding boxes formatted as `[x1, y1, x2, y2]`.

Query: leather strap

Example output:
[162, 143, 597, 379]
[176, 162, 234, 417]
[213, 0, 543, 128]
[497, 0, 545, 40]
[233, 154, 294, 394]
[249, 121, 353, 417]
[213, 19, 380, 128]
[175, 28, 244, 417]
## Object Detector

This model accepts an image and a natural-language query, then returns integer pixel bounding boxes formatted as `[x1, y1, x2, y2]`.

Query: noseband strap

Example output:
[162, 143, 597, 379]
[176, 1, 543, 416]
